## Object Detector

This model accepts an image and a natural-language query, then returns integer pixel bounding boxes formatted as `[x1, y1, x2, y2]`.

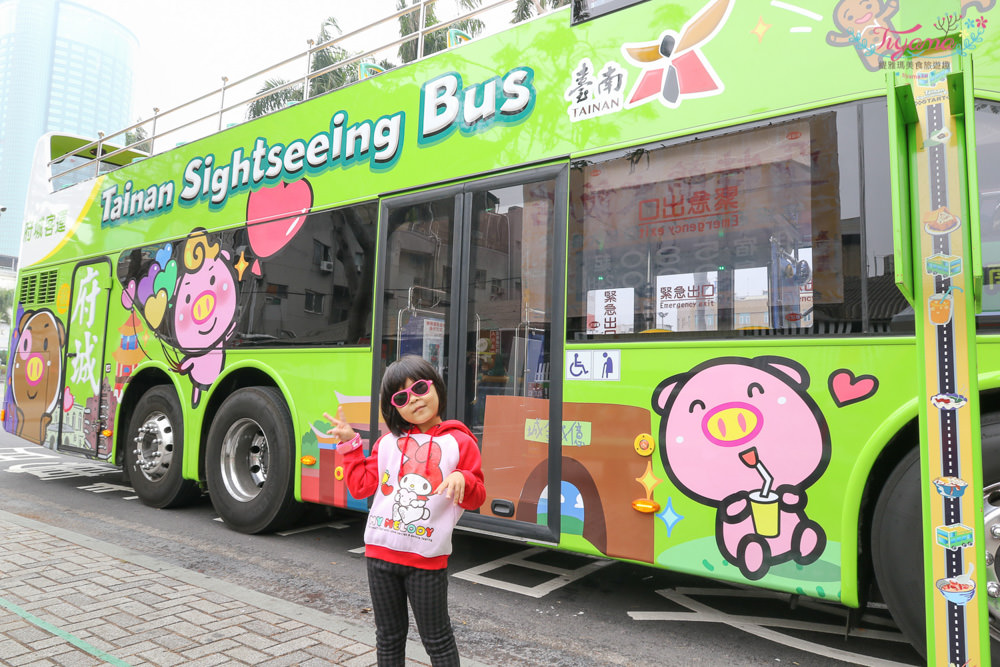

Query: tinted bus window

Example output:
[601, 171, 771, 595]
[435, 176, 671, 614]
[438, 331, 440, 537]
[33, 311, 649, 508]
[976, 100, 1000, 330]
[567, 100, 909, 339]
[116, 201, 377, 348]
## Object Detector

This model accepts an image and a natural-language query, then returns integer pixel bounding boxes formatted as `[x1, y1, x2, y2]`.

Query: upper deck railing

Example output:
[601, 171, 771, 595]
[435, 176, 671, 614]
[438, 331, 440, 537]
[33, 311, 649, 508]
[52, 0, 561, 188]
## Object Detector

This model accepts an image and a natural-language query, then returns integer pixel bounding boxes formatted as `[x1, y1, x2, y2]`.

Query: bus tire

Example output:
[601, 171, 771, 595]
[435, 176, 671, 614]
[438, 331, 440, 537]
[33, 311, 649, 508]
[125, 385, 201, 508]
[206, 386, 302, 534]
[871, 413, 1000, 662]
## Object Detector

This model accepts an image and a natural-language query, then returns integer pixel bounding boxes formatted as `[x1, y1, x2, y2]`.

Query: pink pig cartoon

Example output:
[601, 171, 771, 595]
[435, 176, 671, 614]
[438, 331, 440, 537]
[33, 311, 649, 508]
[173, 230, 239, 408]
[652, 356, 830, 580]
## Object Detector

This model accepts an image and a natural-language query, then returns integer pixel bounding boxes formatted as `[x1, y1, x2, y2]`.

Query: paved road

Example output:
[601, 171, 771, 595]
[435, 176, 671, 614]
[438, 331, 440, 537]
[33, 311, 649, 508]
[0, 435, 924, 666]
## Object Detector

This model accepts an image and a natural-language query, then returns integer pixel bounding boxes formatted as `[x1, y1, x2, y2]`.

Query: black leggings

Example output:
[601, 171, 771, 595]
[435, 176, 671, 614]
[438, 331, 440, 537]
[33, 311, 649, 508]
[366, 557, 460, 667]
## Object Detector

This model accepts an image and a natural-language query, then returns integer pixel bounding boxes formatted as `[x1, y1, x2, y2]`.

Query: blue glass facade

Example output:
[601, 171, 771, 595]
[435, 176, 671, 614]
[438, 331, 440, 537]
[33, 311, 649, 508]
[0, 0, 135, 267]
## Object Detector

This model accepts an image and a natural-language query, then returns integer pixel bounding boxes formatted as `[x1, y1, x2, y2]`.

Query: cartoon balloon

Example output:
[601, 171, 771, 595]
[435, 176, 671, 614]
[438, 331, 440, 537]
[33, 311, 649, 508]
[136, 263, 161, 304]
[245, 179, 313, 275]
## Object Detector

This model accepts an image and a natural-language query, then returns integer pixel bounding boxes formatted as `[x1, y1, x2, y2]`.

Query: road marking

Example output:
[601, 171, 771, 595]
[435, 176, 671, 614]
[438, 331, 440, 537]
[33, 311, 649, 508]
[0, 595, 132, 667]
[0, 447, 60, 462]
[453, 546, 611, 598]
[277, 521, 352, 536]
[6, 461, 119, 479]
[630, 587, 916, 667]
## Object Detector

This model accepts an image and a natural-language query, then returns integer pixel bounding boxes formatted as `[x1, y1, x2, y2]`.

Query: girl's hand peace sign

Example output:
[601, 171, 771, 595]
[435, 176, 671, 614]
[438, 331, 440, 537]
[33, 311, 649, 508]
[323, 406, 357, 444]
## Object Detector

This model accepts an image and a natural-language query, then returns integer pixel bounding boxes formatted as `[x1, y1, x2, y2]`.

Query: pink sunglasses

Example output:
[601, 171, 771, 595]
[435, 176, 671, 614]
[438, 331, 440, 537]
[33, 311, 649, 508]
[390, 379, 433, 408]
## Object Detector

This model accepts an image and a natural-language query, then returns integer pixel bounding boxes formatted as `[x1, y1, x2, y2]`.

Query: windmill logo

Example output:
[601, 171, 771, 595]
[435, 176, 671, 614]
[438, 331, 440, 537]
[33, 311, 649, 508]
[622, 0, 733, 109]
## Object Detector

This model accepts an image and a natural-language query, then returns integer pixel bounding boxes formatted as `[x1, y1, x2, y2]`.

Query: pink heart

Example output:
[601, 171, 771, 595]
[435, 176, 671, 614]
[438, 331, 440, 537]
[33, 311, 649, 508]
[828, 369, 878, 407]
[246, 179, 313, 274]
[121, 279, 137, 309]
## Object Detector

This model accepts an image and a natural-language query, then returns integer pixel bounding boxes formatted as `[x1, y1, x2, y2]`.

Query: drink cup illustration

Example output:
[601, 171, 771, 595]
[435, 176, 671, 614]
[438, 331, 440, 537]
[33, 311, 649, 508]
[748, 490, 780, 537]
[928, 293, 953, 326]
[739, 447, 780, 537]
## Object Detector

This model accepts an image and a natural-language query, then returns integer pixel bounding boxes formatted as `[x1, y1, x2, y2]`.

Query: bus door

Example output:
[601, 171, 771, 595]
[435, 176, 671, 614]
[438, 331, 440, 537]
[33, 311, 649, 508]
[375, 165, 567, 542]
[59, 259, 114, 458]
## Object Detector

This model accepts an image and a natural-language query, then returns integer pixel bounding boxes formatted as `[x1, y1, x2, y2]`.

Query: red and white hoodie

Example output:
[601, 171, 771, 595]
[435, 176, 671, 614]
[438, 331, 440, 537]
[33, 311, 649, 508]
[341, 420, 485, 570]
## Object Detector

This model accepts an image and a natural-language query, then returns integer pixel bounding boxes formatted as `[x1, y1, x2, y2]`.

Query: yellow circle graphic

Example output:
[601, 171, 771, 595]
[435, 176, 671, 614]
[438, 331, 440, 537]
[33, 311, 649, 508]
[56, 284, 71, 314]
[633, 433, 655, 456]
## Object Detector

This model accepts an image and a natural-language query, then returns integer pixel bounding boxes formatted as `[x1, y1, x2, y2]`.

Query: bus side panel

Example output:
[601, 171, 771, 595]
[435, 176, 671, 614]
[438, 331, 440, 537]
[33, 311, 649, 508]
[536, 342, 918, 604]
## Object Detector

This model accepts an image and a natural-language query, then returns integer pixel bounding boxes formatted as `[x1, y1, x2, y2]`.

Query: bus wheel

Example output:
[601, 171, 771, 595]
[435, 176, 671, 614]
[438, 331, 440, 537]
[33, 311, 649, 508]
[206, 386, 302, 534]
[126, 386, 201, 508]
[871, 413, 1000, 660]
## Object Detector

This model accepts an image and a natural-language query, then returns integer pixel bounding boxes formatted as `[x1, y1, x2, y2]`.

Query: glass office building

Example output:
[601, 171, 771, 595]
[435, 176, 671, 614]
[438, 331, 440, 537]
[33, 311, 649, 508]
[0, 0, 136, 269]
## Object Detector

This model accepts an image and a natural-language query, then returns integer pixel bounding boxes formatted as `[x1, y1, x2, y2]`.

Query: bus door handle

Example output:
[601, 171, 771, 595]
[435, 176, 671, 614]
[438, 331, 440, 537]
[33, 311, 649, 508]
[472, 313, 480, 404]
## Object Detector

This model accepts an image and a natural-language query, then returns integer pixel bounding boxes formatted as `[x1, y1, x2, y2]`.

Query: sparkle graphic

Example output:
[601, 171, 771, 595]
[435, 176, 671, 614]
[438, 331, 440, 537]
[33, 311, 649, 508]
[657, 497, 684, 536]
[635, 460, 662, 497]
[234, 251, 250, 281]
[751, 17, 772, 42]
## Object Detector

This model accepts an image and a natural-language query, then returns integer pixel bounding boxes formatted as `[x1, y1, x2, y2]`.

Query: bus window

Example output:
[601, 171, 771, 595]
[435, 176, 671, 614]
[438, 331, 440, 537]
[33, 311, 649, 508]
[115, 201, 377, 348]
[976, 99, 1000, 327]
[572, 0, 648, 24]
[51, 154, 118, 191]
[567, 100, 909, 339]
[380, 195, 458, 379]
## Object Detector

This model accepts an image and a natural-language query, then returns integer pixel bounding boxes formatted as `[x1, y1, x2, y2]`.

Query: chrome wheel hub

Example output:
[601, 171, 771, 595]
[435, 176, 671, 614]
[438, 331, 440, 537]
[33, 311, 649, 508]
[983, 482, 1000, 632]
[220, 417, 269, 502]
[132, 410, 174, 482]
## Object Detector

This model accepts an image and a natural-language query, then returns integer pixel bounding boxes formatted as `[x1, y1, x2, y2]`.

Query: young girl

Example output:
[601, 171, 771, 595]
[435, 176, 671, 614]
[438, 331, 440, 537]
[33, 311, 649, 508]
[325, 355, 485, 667]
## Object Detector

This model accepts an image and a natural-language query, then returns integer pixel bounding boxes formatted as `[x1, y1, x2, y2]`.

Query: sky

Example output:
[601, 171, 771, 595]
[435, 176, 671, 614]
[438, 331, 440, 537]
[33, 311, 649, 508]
[76, 0, 402, 128]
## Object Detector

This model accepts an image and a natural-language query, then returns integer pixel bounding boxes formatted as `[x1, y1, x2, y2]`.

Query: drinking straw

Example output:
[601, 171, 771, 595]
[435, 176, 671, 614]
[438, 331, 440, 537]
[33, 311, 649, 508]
[739, 447, 773, 496]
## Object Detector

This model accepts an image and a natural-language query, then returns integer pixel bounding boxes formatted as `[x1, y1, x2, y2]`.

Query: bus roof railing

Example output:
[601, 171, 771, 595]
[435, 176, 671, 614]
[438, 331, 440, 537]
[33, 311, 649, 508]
[49, 0, 553, 188]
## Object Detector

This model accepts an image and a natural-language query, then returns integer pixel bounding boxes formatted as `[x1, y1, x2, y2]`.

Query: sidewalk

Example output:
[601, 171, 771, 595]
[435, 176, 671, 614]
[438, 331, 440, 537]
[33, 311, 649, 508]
[0, 510, 493, 666]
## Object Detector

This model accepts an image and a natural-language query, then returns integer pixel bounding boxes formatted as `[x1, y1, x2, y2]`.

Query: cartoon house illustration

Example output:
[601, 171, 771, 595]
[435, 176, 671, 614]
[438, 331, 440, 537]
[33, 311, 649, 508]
[480, 397, 655, 564]
[85, 378, 116, 458]
[113, 312, 145, 398]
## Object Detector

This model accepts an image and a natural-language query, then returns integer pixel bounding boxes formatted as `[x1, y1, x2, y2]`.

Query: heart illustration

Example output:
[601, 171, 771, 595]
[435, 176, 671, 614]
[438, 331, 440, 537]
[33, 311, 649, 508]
[246, 179, 314, 274]
[121, 279, 137, 309]
[153, 259, 178, 299]
[155, 243, 173, 268]
[145, 289, 169, 329]
[137, 263, 162, 304]
[828, 369, 879, 408]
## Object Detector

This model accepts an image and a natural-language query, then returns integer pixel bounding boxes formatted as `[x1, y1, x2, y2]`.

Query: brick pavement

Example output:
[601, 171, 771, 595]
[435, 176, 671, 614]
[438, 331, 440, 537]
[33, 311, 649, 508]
[0, 510, 493, 666]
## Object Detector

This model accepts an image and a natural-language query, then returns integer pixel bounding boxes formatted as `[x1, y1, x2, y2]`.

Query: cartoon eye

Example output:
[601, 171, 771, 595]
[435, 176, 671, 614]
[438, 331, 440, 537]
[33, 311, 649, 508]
[209, 275, 216, 286]
[43, 337, 48, 351]
[688, 399, 706, 413]
[747, 382, 764, 398]
[185, 294, 191, 303]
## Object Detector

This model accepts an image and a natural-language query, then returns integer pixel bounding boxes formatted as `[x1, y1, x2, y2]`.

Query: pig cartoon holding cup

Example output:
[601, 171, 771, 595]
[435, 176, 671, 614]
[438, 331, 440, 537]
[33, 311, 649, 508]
[652, 356, 830, 580]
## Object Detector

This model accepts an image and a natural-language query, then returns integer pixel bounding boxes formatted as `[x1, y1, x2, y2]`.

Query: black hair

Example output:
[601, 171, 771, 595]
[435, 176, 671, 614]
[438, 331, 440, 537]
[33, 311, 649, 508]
[380, 355, 447, 435]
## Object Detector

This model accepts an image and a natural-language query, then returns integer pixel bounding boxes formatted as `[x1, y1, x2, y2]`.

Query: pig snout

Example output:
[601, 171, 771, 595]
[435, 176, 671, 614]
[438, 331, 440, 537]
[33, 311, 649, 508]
[701, 401, 762, 447]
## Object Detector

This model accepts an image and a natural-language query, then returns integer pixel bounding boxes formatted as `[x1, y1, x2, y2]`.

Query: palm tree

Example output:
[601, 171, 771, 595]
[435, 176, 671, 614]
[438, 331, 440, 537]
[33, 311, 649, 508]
[247, 18, 361, 119]
[0, 288, 12, 326]
[397, 0, 484, 63]
[512, 0, 569, 23]
[125, 122, 153, 154]
[247, 3, 487, 119]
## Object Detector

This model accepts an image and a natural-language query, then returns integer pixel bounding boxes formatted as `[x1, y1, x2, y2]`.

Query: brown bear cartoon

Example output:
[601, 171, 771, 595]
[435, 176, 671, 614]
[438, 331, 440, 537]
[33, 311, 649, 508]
[11, 309, 65, 444]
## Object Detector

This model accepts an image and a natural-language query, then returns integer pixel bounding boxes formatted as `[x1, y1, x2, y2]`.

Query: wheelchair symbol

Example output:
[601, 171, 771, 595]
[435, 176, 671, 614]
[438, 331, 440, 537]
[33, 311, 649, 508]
[569, 353, 589, 378]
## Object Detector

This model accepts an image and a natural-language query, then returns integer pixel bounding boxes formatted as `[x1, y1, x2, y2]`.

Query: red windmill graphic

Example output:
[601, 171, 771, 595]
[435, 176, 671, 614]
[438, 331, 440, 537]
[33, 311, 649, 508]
[622, 0, 733, 109]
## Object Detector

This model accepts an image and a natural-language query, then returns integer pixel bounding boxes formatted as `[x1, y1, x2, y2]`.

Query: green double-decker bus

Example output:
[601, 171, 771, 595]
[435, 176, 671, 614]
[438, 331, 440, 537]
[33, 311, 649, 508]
[8, 0, 1000, 661]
